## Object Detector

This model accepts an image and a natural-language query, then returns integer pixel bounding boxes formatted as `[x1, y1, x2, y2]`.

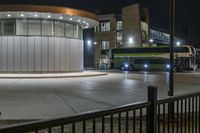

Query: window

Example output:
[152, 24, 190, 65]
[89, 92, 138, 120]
[16, 19, 28, 35]
[116, 21, 122, 30]
[28, 19, 41, 35]
[117, 31, 122, 41]
[101, 41, 110, 50]
[65, 23, 73, 38]
[55, 21, 64, 37]
[42, 20, 54, 36]
[99, 21, 110, 32]
[78, 26, 83, 39]
[73, 24, 79, 38]
[3, 20, 15, 35]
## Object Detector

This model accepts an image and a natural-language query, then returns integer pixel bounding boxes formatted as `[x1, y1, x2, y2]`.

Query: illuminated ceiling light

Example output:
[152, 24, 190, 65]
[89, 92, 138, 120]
[34, 14, 38, 17]
[47, 15, 51, 18]
[7, 14, 11, 17]
[77, 19, 81, 22]
[83, 21, 86, 23]
[69, 18, 73, 21]
[20, 14, 24, 17]
[59, 16, 63, 19]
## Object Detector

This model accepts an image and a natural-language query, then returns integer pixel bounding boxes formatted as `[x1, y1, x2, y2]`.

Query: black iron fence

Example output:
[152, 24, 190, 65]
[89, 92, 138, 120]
[0, 86, 199, 133]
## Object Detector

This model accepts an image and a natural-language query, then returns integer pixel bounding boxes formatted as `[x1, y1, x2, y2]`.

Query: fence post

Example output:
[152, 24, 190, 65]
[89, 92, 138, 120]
[147, 86, 157, 133]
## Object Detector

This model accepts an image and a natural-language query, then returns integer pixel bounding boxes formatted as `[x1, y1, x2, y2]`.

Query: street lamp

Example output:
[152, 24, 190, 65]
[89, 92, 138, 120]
[169, 0, 175, 97]
[176, 41, 181, 46]
[149, 39, 154, 47]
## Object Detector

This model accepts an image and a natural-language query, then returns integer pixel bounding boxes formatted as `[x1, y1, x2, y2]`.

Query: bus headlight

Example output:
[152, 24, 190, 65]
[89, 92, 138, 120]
[166, 64, 170, 69]
[144, 64, 148, 68]
[125, 64, 129, 68]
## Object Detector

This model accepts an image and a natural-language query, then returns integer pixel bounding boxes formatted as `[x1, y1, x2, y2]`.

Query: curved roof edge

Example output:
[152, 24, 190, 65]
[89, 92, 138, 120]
[0, 4, 98, 22]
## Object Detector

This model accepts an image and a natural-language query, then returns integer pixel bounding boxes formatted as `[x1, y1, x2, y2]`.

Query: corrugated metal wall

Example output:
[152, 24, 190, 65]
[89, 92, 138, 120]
[0, 36, 83, 73]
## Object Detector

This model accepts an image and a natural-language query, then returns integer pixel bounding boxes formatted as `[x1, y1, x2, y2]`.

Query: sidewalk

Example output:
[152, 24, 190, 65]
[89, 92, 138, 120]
[0, 71, 108, 78]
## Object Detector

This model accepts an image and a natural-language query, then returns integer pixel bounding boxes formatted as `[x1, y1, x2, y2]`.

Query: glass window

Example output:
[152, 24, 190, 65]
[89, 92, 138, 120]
[55, 21, 64, 37]
[73, 24, 79, 38]
[101, 41, 110, 50]
[65, 23, 73, 38]
[16, 19, 28, 35]
[3, 20, 15, 35]
[78, 26, 83, 40]
[42, 20, 54, 36]
[28, 19, 41, 36]
[116, 21, 122, 30]
[100, 21, 110, 32]
[117, 31, 122, 41]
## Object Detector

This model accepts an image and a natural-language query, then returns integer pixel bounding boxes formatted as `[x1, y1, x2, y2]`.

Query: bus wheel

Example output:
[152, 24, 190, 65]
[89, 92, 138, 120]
[128, 65, 135, 71]
[120, 65, 126, 71]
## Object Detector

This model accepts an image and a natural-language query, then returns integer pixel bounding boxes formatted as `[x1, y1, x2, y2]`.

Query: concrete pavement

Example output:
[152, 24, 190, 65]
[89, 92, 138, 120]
[0, 71, 200, 120]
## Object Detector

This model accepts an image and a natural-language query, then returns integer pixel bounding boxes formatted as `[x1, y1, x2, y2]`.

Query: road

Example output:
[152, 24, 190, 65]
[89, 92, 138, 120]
[0, 71, 200, 120]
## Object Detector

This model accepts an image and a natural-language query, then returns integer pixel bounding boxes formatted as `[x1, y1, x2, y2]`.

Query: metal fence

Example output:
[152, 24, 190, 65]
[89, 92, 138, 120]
[0, 86, 199, 133]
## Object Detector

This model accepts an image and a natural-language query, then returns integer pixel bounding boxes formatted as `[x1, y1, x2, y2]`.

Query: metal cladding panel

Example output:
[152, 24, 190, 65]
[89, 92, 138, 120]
[0, 36, 83, 73]
[60, 38, 66, 71]
[2, 37, 7, 71]
[55, 37, 61, 71]
[70, 39, 76, 71]
[13, 37, 21, 72]
[80, 41, 84, 71]
[20, 37, 28, 71]
[77, 40, 81, 70]
[75, 40, 79, 71]
[0, 37, 2, 71]
[48, 37, 55, 72]
[7, 37, 14, 72]
[28, 37, 35, 72]
[41, 37, 49, 72]
[65, 38, 71, 71]
[34, 37, 42, 72]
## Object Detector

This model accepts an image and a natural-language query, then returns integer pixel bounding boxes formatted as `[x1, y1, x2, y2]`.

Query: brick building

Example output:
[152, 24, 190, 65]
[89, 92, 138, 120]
[94, 3, 149, 68]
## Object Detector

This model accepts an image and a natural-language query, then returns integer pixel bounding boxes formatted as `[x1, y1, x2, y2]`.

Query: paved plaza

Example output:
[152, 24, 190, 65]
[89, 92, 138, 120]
[0, 71, 200, 120]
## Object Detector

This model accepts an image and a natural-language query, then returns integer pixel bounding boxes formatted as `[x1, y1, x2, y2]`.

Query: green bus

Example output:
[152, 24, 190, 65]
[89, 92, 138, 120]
[111, 46, 196, 71]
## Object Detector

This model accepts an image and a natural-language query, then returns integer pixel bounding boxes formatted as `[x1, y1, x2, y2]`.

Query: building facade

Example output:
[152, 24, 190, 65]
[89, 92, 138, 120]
[94, 3, 149, 68]
[0, 5, 98, 73]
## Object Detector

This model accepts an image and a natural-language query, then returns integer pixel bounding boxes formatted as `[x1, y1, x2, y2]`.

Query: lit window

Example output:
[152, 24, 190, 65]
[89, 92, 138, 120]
[55, 21, 64, 37]
[101, 41, 110, 50]
[65, 23, 74, 38]
[116, 21, 122, 30]
[42, 20, 54, 36]
[99, 21, 110, 32]
[117, 31, 122, 41]
[28, 19, 41, 36]
[3, 20, 15, 35]
[16, 19, 28, 35]
[73, 24, 79, 38]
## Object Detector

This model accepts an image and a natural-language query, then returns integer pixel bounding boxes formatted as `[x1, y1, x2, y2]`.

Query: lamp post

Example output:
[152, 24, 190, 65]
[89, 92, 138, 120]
[169, 0, 175, 120]
[169, 0, 175, 97]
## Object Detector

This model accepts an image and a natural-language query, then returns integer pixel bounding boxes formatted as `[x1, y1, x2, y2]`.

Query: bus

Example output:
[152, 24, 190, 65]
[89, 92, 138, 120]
[111, 45, 198, 71]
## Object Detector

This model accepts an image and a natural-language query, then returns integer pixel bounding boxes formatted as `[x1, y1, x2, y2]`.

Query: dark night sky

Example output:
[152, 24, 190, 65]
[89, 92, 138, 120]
[0, 0, 200, 46]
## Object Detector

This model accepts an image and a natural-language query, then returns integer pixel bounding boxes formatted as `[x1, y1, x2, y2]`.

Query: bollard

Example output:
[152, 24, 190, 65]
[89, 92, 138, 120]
[147, 86, 157, 133]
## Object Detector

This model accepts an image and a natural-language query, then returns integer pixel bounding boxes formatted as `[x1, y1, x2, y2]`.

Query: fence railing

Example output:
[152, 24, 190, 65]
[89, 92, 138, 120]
[0, 86, 199, 133]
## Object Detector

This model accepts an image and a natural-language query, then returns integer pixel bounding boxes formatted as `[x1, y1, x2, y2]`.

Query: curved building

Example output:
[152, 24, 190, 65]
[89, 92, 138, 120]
[0, 5, 98, 73]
